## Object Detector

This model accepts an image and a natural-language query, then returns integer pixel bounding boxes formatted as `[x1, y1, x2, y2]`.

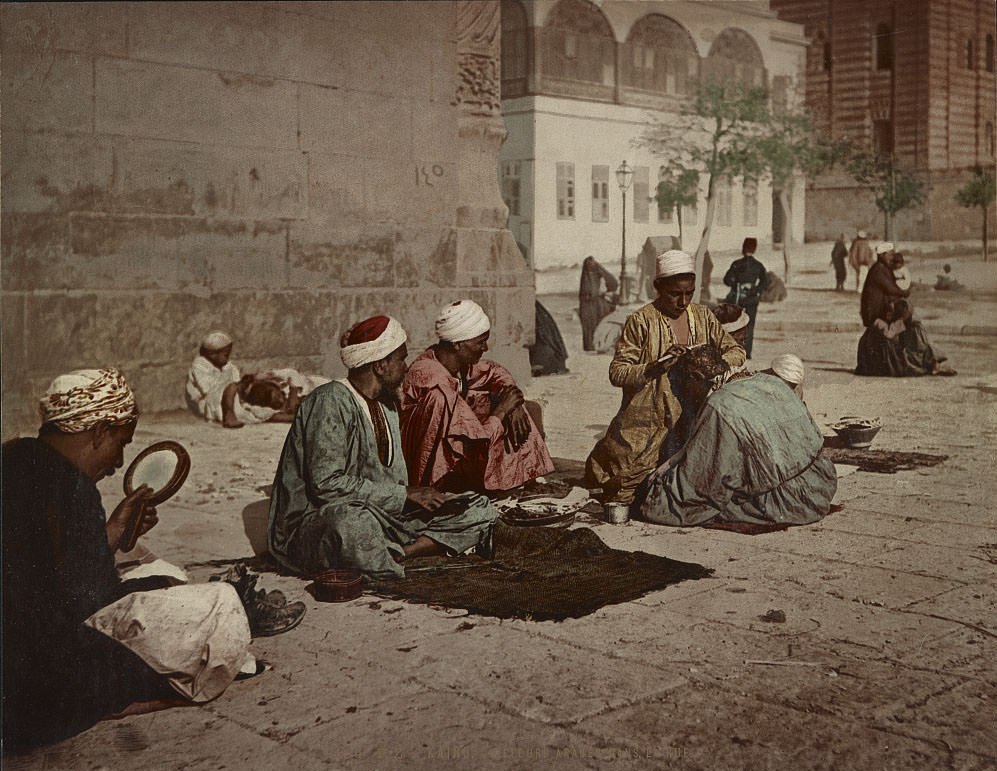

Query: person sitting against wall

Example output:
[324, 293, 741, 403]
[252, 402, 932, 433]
[185, 331, 328, 428]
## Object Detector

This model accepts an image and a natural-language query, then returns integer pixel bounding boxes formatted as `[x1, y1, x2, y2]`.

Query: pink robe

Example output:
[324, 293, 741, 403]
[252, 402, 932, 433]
[400, 349, 554, 492]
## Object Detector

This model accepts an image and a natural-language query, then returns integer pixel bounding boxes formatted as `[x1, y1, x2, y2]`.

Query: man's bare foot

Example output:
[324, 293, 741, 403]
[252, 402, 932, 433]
[222, 417, 244, 428]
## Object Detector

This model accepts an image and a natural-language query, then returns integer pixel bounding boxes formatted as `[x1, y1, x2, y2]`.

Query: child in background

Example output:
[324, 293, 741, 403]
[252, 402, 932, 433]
[892, 252, 912, 291]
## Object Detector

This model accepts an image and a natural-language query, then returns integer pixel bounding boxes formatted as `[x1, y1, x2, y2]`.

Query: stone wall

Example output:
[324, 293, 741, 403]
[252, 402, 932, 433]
[1, 1, 534, 437]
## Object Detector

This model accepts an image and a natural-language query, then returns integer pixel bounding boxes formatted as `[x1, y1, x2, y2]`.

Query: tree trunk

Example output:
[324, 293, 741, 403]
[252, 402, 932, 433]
[677, 206, 684, 248]
[778, 187, 793, 283]
[693, 176, 718, 305]
[883, 209, 890, 242]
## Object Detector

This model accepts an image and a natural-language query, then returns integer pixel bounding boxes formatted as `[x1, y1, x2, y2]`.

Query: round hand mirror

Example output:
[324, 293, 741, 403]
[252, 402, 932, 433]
[123, 440, 191, 506]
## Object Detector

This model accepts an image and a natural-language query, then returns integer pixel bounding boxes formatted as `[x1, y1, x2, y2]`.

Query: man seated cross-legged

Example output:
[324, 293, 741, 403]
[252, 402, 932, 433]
[267, 315, 498, 580]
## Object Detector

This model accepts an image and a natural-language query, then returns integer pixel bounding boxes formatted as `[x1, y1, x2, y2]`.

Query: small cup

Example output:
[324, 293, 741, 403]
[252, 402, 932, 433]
[603, 502, 631, 524]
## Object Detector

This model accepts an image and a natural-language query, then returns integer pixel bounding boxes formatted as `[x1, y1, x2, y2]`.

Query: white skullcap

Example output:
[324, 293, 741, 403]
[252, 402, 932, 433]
[435, 299, 491, 343]
[655, 249, 696, 279]
[339, 316, 408, 369]
[770, 354, 805, 386]
[723, 314, 750, 334]
[857, 230, 867, 238]
[39, 368, 138, 433]
[201, 330, 233, 351]
[875, 242, 895, 255]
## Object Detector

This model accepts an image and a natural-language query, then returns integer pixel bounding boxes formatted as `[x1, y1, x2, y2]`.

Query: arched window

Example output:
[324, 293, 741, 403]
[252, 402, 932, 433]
[704, 28, 767, 89]
[501, 0, 529, 98]
[966, 38, 975, 69]
[541, 0, 615, 91]
[986, 34, 995, 72]
[874, 23, 893, 70]
[623, 14, 698, 96]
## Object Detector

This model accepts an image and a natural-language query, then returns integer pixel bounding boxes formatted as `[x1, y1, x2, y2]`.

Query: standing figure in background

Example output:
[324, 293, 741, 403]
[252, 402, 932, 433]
[848, 230, 874, 292]
[700, 250, 714, 302]
[722, 238, 769, 359]
[579, 256, 619, 352]
[831, 233, 848, 291]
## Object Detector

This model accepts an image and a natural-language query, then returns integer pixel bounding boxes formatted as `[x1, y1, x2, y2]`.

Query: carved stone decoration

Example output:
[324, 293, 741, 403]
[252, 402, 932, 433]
[453, 52, 502, 115]
[453, 0, 501, 115]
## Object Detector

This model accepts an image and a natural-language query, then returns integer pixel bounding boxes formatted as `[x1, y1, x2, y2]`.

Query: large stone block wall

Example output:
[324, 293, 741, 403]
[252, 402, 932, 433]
[1, 1, 533, 437]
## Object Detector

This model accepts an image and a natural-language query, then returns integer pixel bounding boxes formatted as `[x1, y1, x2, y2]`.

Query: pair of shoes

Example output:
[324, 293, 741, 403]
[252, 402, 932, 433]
[244, 591, 306, 638]
[213, 562, 307, 637]
[933, 366, 957, 376]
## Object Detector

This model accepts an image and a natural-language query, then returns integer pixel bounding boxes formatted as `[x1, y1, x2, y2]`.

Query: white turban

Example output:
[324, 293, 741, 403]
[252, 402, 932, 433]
[339, 316, 407, 369]
[201, 330, 233, 351]
[723, 314, 749, 334]
[857, 230, 867, 238]
[435, 300, 491, 343]
[770, 354, 805, 386]
[875, 242, 895, 255]
[655, 249, 696, 279]
[40, 368, 138, 433]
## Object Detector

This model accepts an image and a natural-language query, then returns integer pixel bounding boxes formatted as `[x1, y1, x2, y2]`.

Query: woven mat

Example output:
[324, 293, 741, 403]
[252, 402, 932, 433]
[820, 447, 947, 474]
[365, 523, 712, 621]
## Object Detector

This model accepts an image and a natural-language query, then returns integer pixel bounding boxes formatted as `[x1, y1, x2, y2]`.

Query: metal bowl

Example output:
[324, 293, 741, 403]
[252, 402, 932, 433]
[831, 417, 883, 449]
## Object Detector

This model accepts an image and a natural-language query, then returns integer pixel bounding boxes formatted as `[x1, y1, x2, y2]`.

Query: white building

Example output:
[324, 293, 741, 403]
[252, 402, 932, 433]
[499, 0, 808, 273]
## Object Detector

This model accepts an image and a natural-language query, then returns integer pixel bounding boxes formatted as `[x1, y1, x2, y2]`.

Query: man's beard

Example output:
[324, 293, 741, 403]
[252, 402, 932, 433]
[378, 384, 402, 406]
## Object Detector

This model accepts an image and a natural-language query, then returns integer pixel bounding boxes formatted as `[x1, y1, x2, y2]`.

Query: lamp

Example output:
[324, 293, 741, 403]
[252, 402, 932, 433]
[615, 160, 634, 302]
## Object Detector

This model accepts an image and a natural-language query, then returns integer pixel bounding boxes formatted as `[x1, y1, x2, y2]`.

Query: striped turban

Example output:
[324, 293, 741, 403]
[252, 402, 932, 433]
[39, 368, 138, 433]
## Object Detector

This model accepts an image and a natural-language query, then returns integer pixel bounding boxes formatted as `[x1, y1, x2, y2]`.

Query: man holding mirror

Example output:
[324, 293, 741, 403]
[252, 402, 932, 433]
[2, 368, 303, 753]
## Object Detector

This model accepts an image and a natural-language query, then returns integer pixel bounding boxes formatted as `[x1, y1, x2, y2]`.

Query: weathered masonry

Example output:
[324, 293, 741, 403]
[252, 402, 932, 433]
[2, 1, 533, 435]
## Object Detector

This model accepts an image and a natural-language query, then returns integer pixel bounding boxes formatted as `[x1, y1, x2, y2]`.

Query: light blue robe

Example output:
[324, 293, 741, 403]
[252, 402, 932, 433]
[640, 374, 837, 526]
[267, 380, 497, 579]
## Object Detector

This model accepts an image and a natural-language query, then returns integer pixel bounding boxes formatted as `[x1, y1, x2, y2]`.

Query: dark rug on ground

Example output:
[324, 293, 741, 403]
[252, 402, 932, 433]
[820, 438, 947, 474]
[365, 523, 712, 621]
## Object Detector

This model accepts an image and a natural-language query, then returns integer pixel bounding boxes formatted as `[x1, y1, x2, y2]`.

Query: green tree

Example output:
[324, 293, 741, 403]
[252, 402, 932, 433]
[654, 169, 700, 246]
[845, 152, 927, 241]
[955, 165, 996, 262]
[638, 80, 770, 300]
[754, 101, 849, 280]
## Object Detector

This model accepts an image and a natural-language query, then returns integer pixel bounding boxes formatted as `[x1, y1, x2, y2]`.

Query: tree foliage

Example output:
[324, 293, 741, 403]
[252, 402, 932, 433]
[845, 151, 927, 240]
[955, 165, 996, 262]
[639, 79, 840, 289]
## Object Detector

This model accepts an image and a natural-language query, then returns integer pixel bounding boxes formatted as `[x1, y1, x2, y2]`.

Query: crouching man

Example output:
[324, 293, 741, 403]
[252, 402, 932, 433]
[2, 368, 303, 754]
[638, 352, 837, 527]
[267, 316, 498, 580]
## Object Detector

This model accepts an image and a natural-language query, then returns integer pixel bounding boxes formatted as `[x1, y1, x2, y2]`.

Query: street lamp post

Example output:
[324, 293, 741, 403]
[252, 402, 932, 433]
[615, 160, 634, 303]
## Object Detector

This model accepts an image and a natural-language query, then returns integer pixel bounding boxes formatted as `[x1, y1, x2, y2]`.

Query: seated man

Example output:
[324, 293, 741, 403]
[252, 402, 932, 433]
[267, 315, 498, 580]
[586, 250, 745, 504]
[638, 352, 837, 527]
[3, 368, 303, 753]
[400, 300, 554, 493]
[185, 331, 327, 428]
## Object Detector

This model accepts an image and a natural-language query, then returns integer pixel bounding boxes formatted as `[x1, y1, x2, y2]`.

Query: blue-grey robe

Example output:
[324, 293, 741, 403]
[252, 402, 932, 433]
[267, 380, 497, 579]
[639, 374, 837, 526]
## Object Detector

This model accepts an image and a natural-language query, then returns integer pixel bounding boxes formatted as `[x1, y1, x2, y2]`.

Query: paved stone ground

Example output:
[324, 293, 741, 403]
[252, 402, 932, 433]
[8, 245, 996, 770]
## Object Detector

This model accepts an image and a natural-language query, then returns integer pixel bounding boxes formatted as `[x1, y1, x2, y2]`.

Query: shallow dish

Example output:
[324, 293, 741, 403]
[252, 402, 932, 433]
[312, 569, 363, 602]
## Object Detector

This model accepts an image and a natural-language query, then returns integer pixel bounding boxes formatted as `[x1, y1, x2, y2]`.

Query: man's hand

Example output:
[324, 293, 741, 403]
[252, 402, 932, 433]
[502, 405, 532, 452]
[106, 485, 159, 552]
[405, 486, 447, 514]
[645, 344, 688, 379]
[491, 385, 524, 422]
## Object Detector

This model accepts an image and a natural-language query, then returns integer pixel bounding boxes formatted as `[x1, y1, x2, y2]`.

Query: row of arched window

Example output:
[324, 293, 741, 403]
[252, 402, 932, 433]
[501, 0, 768, 100]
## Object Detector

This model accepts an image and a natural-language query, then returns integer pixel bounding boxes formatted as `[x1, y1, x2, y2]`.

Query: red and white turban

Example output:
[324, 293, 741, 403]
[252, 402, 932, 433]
[722, 313, 749, 334]
[340, 316, 407, 369]
[435, 300, 490, 343]
[655, 249, 696, 279]
[39, 368, 138, 433]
